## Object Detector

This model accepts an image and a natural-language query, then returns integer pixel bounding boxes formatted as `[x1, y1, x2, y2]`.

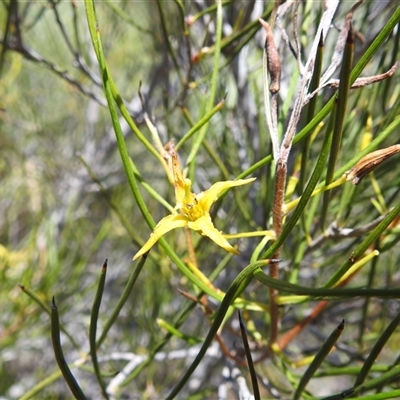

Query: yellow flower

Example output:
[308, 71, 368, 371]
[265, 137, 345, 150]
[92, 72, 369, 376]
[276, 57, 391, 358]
[133, 145, 255, 260]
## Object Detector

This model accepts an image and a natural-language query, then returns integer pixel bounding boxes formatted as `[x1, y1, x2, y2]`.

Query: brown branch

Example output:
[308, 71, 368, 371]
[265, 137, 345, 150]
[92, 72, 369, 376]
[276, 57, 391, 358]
[269, 160, 287, 344]
[259, 18, 282, 94]
[306, 62, 399, 103]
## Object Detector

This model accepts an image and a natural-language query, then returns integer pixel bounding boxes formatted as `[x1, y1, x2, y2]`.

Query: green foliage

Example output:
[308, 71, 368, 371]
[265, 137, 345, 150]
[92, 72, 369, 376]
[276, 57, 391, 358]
[1, 1, 400, 399]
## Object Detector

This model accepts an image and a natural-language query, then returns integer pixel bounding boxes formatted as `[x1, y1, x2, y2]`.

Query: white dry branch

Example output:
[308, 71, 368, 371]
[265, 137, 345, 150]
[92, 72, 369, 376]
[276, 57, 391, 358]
[104, 343, 221, 399]
[279, 0, 340, 164]
[261, 0, 340, 165]
[320, 0, 363, 87]
[218, 366, 255, 400]
[305, 62, 399, 104]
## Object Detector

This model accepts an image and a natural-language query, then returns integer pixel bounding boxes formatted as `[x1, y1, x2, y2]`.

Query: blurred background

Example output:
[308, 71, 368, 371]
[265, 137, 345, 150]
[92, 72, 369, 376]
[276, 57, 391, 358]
[1, 1, 399, 399]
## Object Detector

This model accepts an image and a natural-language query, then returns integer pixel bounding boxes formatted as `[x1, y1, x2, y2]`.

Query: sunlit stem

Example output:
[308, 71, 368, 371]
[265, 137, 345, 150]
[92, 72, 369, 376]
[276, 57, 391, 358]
[336, 250, 379, 286]
[284, 175, 346, 214]
[224, 230, 276, 239]
[276, 250, 380, 305]
[186, 260, 220, 292]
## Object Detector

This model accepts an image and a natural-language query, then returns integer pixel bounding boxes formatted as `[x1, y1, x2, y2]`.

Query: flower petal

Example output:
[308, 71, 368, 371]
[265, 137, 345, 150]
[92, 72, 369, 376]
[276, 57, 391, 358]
[197, 178, 256, 212]
[133, 214, 188, 260]
[188, 214, 239, 255]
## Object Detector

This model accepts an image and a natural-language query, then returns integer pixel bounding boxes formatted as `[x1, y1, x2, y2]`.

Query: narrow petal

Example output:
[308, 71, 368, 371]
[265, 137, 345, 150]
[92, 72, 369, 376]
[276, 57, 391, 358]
[133, 214, 188, 260]
[197, 178, 256, 212]
[188, 214, 239, 255]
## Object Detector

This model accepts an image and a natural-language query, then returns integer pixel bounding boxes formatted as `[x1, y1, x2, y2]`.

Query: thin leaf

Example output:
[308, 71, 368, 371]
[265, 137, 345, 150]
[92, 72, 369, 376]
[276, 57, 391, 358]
[354, 309, 400, 386]
[176, 98, 225, 150]
[89, 259, 109, 399]
[324, 199, 400, 288]
[293, 319, 345, 400]
[322, 365, 400, 399]
[238, 311, 260, 400]
[254, 270, 400, 299]
[299, 32, 324, 192]
[18, 284, 79, 349]
[19, 369, 64, 400]
[96, 256, 146, 349]
[51, 297, 87, 400]
[157, 318, 202, 345]
[165, 259, 270, 399]
[321, 24, 354, 229]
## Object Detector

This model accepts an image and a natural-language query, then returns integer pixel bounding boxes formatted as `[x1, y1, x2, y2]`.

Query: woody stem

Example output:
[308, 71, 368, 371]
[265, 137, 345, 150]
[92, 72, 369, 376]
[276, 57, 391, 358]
[270, 159, 287, 344]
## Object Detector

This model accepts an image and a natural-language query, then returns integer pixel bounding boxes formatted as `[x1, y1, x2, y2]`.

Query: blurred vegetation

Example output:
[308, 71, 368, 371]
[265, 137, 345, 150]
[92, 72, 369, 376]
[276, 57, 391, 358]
[1, 1, 400, 399]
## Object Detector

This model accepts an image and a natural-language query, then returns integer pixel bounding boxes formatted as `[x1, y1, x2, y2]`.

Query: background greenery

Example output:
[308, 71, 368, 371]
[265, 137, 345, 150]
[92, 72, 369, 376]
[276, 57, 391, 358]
[1, 1, 400, 399]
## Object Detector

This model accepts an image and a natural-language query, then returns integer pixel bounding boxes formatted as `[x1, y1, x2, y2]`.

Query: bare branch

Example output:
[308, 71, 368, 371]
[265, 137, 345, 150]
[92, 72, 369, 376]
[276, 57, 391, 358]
[344, 144, 400, 185]
[279, 0, 339, 163]
[259, 18, 280, 161]
[310, 61, 399, 97]
[1, 30, 106, 105]
[320, 0, 363, 86]
[292, 0, 304, 74]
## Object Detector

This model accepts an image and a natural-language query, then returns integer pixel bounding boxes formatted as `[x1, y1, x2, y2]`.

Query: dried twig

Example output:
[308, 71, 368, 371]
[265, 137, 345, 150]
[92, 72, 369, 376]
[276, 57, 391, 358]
[345, 144, 400, 185]
[276, 0, 298, 61]
[259, 18, 281, 161]
[267, 1, 340, 345]
[305, 62, 399, 103]
[292, 0, 304, 74]
[2, 34, 105, 105]
[308, 217, 387, 251]
[259, 19, 282, 95]
[320, 0, 363, 86]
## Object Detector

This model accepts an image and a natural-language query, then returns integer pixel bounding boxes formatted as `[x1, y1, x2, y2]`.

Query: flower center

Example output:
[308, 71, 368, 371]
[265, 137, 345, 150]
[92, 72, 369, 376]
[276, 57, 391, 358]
[182, 195, 204, 221]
